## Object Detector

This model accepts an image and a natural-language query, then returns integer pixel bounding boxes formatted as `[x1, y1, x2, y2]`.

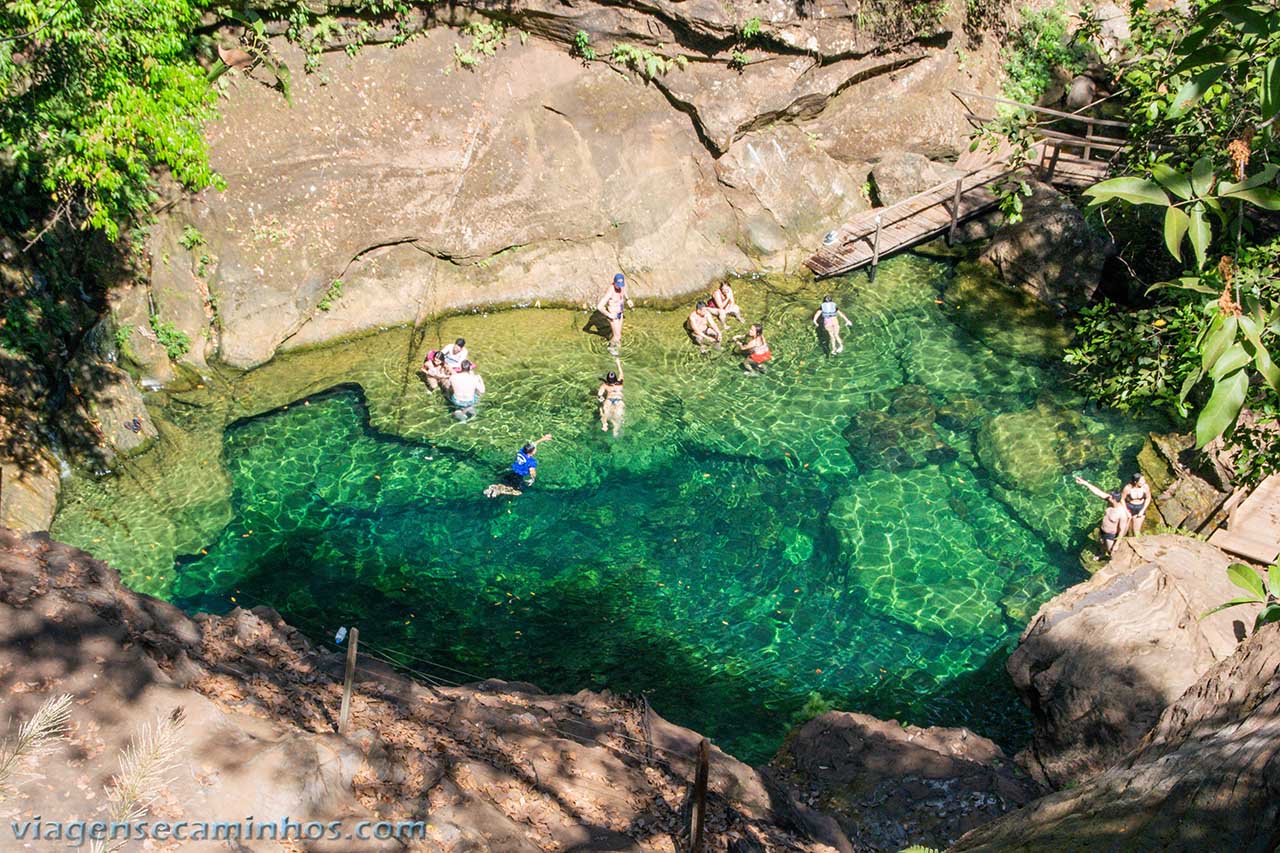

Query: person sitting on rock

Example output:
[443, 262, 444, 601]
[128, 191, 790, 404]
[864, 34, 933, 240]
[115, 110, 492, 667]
[1121, 473, 1151, 536]
[733, 324, 772, 374]
[812, 294, 853, 355]
[484, 434, 552, 497]
[440, 338, 469, 373]
[448, 360, 485, 422]
[686, 301, 722, 353]
[418, 350, 452, 394]
[707, 281, 743, 324]
[1074, 475, 1130, 556]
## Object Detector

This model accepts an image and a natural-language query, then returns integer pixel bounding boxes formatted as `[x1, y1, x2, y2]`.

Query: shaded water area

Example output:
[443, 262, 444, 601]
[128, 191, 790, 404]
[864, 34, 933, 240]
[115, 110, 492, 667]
[53, 255, 1162, 762]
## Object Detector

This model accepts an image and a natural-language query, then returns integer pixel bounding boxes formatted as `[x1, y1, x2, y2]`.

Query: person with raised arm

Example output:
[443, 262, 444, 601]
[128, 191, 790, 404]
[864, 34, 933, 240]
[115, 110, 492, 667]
[485, 434, 553, 497]
[1074, 474, 1130, 556]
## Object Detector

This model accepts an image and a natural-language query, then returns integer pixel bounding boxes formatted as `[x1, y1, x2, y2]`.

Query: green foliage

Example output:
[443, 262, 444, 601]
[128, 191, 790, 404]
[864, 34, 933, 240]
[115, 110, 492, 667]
[739, 16, 762, 42]
[148, 313, 190, 361]
[178, 226, 205, 251]
[1000, 4, 1090, 104]
[0, 0, 222, 239]
[1201, 562, 1280, 635]
[317, 279, 344, 311]
[609, 43, 687, 78]
[113, 324, 132, 355]
[791, 691, 836, 725]
[571, 30, 596, 62]
[454, 19, 510, 69]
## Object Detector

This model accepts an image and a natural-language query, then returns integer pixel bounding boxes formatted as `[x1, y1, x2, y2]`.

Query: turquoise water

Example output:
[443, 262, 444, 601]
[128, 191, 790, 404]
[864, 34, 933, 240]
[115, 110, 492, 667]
[56, 256, 1158, 762]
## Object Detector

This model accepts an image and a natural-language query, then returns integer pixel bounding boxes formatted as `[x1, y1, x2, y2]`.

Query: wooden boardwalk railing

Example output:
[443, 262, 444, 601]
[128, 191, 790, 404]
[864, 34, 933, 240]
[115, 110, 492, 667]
[1208, 473, 1280, 565]
[806, 91, 1128, 279]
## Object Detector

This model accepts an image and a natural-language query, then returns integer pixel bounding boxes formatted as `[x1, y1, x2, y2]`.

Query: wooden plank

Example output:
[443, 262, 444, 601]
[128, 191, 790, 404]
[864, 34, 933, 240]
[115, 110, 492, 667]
[952, 90, 1131, 128]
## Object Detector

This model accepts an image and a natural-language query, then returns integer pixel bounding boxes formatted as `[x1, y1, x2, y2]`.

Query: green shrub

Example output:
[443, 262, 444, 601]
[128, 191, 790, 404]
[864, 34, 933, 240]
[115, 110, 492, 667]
[1000, 4, 1089, 104]
[610, 44, 687, 78]
[571, 30, 596, 62]
[149, 314, 191, 361]
[317, 279, 344, 311]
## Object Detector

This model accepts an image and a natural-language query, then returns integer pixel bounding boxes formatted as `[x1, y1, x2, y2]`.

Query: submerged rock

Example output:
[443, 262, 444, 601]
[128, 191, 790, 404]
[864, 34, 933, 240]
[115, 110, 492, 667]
[771, 710, 1041, 852]
[1006, 535, 1259, 788]
[843, 384, 957, 472]
[975, 399, 1105, 494]
[941, 261, 1072, 361]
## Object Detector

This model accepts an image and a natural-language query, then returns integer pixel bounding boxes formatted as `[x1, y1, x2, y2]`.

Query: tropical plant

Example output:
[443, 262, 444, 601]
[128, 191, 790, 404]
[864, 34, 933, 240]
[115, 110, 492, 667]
[571, 30, 596, 62]
[609, 43, 687, 79]
[178, 225, 206, 251]
[1201, 562, 1280, 635]
[149, 313, 191, 361]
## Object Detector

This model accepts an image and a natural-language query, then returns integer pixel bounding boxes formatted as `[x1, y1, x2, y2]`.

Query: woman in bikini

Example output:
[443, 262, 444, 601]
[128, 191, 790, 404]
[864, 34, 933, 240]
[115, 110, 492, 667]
[1074, 475, 1131, 556]
[708, 281, 743, 324]
[1121, 473, 1151, 536]
[417, 350, 452, 394]
[596, 357, 625, 436]
[733, 324, 772, 374]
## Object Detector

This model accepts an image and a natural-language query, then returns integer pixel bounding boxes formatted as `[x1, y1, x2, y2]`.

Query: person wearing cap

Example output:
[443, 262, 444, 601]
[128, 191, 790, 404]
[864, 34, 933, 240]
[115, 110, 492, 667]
[487, 433, 553, 496]
[596, 273, 634, 354]
[686, 301, 722, 353]
[448, 360, 486, 421]
[1073, 475, 1130, 555]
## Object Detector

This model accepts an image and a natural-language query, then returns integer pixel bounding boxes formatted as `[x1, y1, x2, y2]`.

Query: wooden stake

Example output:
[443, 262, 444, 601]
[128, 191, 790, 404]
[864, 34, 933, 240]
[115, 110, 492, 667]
[338, 627, 359, 734]
[690, 739, 709, 853]
[1045, 142, 1062, 183]
[869, 214, 883, 282]
[947, 177, 964, 246]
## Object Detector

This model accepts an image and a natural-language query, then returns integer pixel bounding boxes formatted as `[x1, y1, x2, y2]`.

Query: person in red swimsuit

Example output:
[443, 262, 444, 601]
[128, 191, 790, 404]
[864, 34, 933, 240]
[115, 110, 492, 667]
[733, 324, 771, 374]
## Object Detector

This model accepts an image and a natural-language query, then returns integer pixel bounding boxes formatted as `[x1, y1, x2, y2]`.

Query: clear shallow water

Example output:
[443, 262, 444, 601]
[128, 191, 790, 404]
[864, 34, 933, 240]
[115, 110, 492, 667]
[53, 255, 1160, 762]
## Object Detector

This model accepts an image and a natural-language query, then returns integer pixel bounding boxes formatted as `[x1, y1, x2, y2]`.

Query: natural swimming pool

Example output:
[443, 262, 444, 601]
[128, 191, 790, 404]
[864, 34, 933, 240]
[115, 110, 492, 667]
[52, 255, 1160, 762]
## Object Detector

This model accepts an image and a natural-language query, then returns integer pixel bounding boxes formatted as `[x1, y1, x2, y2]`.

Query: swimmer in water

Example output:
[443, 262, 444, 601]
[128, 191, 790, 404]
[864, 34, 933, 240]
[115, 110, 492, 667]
[418, 350, 452, 393]
[596, 273, 634, 354]
[1074, 475, 1131, 556]
[485, 433, 553, 497]
[597, 357, 625, 436]
[686, 301, 722, 353]
[811, 294, 853, 355]
[440, 338, 469, 373]
[733, 323, 772, 374]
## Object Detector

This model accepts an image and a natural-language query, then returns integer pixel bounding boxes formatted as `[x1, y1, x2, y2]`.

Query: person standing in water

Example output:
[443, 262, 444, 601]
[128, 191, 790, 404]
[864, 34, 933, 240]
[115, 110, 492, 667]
[733, 324, 772, 374]
[448, 360, 486, 421]
[596, 273, 634, 354]
[811, 295, 853, 355]
[418, 350, 452, 394]
[597, 357, 625, 436]
[485, 433, 553, 497]
[708, 281, 743, 324]
[1121, 473, 1152, 536]
[1074, 475, 1130, 556]
[686, 301, 722, 353]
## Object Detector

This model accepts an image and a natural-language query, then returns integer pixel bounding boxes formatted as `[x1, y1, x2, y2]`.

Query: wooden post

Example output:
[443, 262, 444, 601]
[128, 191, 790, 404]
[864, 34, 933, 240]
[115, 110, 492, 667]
[338, 627, 359, 734]
[1043, 142, 1062, 184]
[1083, 118, 1094, 160]
[947, 177, 964, 246]
[690, 739, 709, 853]
[869, 214, 883, 282]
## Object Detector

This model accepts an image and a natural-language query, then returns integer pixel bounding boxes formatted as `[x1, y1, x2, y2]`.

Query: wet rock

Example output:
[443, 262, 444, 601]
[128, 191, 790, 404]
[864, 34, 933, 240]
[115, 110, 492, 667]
[67, 358, 157, 467]
[1138, 431, 1230, 530]
[1007, 535, 1259, 787]
[936, 396, 989, 431]
[979, 182, 1113, 311]
[975, 400, 1104, 494]
[0, 348, 59, 531]
[844, 384, 956, 472]
[941, 261, 1071, 361]
[771, 711, 1041, 852]
[956, 620, 1280, 851]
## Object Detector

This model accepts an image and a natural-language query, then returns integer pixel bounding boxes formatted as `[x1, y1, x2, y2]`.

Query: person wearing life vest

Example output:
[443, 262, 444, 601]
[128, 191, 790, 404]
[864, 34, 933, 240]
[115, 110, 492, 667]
[811, 295, 853, 355]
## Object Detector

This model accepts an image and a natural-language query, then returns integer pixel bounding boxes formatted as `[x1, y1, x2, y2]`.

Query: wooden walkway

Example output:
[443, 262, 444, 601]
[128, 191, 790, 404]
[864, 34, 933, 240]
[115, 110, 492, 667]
[806, 91, 1127, 279]
[1209, 473, 1280, 565]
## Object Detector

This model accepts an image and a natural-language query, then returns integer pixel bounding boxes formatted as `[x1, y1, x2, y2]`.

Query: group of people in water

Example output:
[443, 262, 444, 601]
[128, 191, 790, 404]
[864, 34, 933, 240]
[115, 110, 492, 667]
[1074, 472, 1152, 555]
[418, 338, 486, 421]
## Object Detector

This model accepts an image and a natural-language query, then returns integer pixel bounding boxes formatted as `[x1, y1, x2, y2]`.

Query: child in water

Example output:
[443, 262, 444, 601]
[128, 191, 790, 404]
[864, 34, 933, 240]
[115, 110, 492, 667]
[597, 357, 625, 436]
[812, 295, 853, 355]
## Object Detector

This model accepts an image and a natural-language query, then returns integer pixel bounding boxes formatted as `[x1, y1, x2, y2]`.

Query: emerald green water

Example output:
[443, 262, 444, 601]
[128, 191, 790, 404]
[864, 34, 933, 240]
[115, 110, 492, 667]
[52, 256, 1159, 762]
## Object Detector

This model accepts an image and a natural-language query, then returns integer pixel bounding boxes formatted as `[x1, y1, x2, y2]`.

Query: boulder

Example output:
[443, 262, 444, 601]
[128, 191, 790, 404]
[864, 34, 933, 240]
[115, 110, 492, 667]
[869, 150, 961, 206]
[66, 358, 158, 467]
[843, 383, 957, 472]
[979, 182, 1113, 311]
[0, 348, 59, 531]
[956, 619, 1280, 851]
[772, 711, 1041, 852]
[1007, 535, 1260, 787]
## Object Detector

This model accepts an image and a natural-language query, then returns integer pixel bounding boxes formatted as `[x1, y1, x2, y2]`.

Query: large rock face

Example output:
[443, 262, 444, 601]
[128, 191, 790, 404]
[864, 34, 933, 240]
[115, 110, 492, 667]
[771, 711, 1041, 852]
[1007, 535, 1261, 787]
[956, 619, 1280, 852]
[980, 182, 1113, 311]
